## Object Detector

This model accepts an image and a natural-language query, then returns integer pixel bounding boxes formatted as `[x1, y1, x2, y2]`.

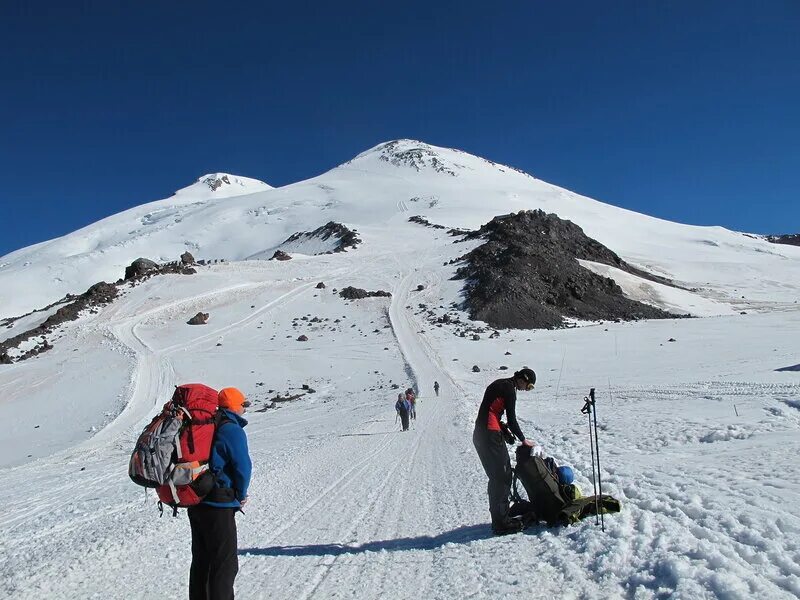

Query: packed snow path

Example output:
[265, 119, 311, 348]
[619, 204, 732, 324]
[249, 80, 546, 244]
[1, 246, 799, 599]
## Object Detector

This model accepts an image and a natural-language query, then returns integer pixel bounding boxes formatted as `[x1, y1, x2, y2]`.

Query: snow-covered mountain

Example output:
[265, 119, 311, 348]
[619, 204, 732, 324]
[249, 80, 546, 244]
[2, 139, 798, 320]
[1, 140, 799, 599]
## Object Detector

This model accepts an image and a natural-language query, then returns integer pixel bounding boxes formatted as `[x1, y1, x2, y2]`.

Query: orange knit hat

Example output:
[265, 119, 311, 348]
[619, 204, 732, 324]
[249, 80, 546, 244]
[218, 387, 250, 412]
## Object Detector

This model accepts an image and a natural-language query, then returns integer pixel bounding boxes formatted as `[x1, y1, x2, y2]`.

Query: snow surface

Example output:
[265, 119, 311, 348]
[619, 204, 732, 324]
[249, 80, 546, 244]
[1, 140, 800, 599]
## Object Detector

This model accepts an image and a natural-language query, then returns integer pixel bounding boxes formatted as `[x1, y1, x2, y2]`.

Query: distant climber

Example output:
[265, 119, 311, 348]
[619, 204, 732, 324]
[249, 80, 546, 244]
[395, 393, 411, 431]
[473, 368, 538, 535]
[433, 381, 440, 396]
[405, 388, 417, 420]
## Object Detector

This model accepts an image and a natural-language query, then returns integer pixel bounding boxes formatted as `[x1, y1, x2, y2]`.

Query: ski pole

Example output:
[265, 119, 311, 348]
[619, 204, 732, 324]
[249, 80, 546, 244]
[591, 388, 605, 532]
[582, 390, 600, 527]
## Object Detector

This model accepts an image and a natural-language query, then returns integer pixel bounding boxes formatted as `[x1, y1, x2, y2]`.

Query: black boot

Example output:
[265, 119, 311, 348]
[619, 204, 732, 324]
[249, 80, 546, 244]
[491, 518, 524, 536]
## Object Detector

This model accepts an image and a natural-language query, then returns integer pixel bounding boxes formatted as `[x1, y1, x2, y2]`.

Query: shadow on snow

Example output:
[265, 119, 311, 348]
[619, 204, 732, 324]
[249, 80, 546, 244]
[239, 524, 495, 557]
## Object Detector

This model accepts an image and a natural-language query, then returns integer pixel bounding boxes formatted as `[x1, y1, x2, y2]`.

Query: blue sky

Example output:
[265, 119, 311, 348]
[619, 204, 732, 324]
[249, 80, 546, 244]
[1, 1, 798, 256]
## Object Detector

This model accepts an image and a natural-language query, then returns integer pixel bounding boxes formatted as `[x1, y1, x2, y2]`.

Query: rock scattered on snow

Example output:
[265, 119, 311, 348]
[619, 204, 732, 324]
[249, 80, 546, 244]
[339, 287, 391, 300]
[187, 312, 209, 325]
[271, 250, 292, 261]
[124, 258, 159, 280]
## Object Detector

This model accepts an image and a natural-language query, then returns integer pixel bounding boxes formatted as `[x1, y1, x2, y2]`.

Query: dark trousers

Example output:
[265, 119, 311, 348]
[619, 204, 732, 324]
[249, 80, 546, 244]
[188, 505, 239, 600]
[473, 428, 512, 525]
[399, 410, 410, 431]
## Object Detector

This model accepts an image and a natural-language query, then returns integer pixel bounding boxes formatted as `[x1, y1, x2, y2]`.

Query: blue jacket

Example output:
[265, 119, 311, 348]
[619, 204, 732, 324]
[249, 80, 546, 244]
[203, 409, 252, 508]
[395, 399, 411, 414]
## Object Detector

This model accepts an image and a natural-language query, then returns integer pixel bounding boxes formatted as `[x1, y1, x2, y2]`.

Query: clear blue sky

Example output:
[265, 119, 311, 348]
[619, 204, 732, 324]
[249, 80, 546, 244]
[1, 1, 798, 256]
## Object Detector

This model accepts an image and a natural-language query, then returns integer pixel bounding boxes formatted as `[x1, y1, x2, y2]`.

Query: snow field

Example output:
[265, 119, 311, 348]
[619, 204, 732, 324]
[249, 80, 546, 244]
[1, 140, 799, 598]
[1, 231, 798, 598]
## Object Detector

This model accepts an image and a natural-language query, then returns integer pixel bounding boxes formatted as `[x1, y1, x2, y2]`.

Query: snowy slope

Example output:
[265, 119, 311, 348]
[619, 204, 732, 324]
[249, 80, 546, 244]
[1, 140, 799, 599]
[2, 140, 799, 319]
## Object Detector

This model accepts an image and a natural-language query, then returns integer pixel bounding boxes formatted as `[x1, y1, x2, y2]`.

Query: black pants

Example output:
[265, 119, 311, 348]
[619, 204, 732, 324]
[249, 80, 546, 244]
[473, 428, 512, 525]
[399, 410, 410, 431]
[188, 505, 239, 600]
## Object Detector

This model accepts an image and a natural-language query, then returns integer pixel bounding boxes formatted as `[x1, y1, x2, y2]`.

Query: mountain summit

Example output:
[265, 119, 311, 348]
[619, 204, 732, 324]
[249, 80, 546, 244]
[174, 173, 272, 198]
[0, 139, 798, 319]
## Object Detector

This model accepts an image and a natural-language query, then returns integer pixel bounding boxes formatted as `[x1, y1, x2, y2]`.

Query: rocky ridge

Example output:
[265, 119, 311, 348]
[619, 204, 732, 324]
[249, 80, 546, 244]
[453, 210, 681, 329]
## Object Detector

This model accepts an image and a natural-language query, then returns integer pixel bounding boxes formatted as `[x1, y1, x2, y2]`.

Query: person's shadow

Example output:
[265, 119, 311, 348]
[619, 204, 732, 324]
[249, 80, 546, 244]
[239, 524, 497, 557]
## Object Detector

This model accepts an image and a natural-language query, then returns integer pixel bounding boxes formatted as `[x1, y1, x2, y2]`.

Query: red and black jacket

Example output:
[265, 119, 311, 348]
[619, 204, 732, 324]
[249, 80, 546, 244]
[475, 377, 525, 441]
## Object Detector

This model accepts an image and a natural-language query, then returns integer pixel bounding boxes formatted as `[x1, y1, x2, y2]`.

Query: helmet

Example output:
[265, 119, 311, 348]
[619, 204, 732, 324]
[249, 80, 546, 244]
[514, 368, 536, 386]
[556, 466, 574, 485]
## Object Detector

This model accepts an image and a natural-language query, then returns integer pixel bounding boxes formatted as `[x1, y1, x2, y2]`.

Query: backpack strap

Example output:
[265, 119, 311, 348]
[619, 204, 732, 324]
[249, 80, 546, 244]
[510, 467, 522, 503]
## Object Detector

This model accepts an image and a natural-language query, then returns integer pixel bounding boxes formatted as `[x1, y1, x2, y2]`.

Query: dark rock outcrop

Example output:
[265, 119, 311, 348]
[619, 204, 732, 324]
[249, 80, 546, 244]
[281, 222, 362, 254]
[125, 258, 159, 280]
[2, 257, 196, 364]
[409, 215, 472, 237]
[125, 257, 195, 281]
[0, 282, 118, 363]
[180, 251, 195, 265]
[767, 234, 800, 247]
[339, 287, 392, 300]
[271, 250, 292, 261]
[454, 210, 678, 329]
[187, 312, 209, 325]
[316, 282, 326, 289]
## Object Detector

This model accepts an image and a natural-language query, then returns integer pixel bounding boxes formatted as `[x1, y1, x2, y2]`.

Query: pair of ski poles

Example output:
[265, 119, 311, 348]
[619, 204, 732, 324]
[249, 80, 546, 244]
[581, 388, 605, 532]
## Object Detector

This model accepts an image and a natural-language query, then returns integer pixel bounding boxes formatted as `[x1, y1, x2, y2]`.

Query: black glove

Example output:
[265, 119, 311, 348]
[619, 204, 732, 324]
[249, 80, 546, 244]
[499, 421, 516, 445]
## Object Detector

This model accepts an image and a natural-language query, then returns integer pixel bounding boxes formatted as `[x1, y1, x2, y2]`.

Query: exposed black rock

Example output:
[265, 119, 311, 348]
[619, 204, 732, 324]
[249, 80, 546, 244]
[297, 335, 309, 341]
[180, 251, 196, 265]
[187, 312, 209, 325]
[767, 234, 800, 247]
[0, 282, 118, 362]
[271, 250, 292, 261]
[281, 222, 361, 254]
[125, 258, 159, 280]
[375, 141, 457, 176]
[125, 257, 195, 282]
[316, 282, 326, 289]
[409, 215, 446, 230]
[339, 286, 392, 300]
[472, 365, 481, 372]
[454, 210, 679, 329]
[409, 215, 472, 237]
[1, 256, 195, 364]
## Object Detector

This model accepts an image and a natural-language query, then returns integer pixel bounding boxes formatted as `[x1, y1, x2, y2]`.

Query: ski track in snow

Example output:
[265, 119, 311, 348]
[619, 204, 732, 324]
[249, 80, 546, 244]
[1, 238, 800, 599]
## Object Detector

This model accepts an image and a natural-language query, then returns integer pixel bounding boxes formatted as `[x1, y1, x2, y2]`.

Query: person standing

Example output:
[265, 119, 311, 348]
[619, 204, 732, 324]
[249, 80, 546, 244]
[188, 387, 252, 600]
[395, 393, 411, 431]
[405, 388, 417, 420]
[473, 368, 537, 535]
[433, 381, 440, 396]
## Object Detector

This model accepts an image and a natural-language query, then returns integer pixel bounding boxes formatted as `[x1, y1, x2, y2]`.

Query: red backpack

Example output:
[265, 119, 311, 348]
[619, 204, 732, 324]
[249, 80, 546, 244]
[129, 383, 223, 513]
